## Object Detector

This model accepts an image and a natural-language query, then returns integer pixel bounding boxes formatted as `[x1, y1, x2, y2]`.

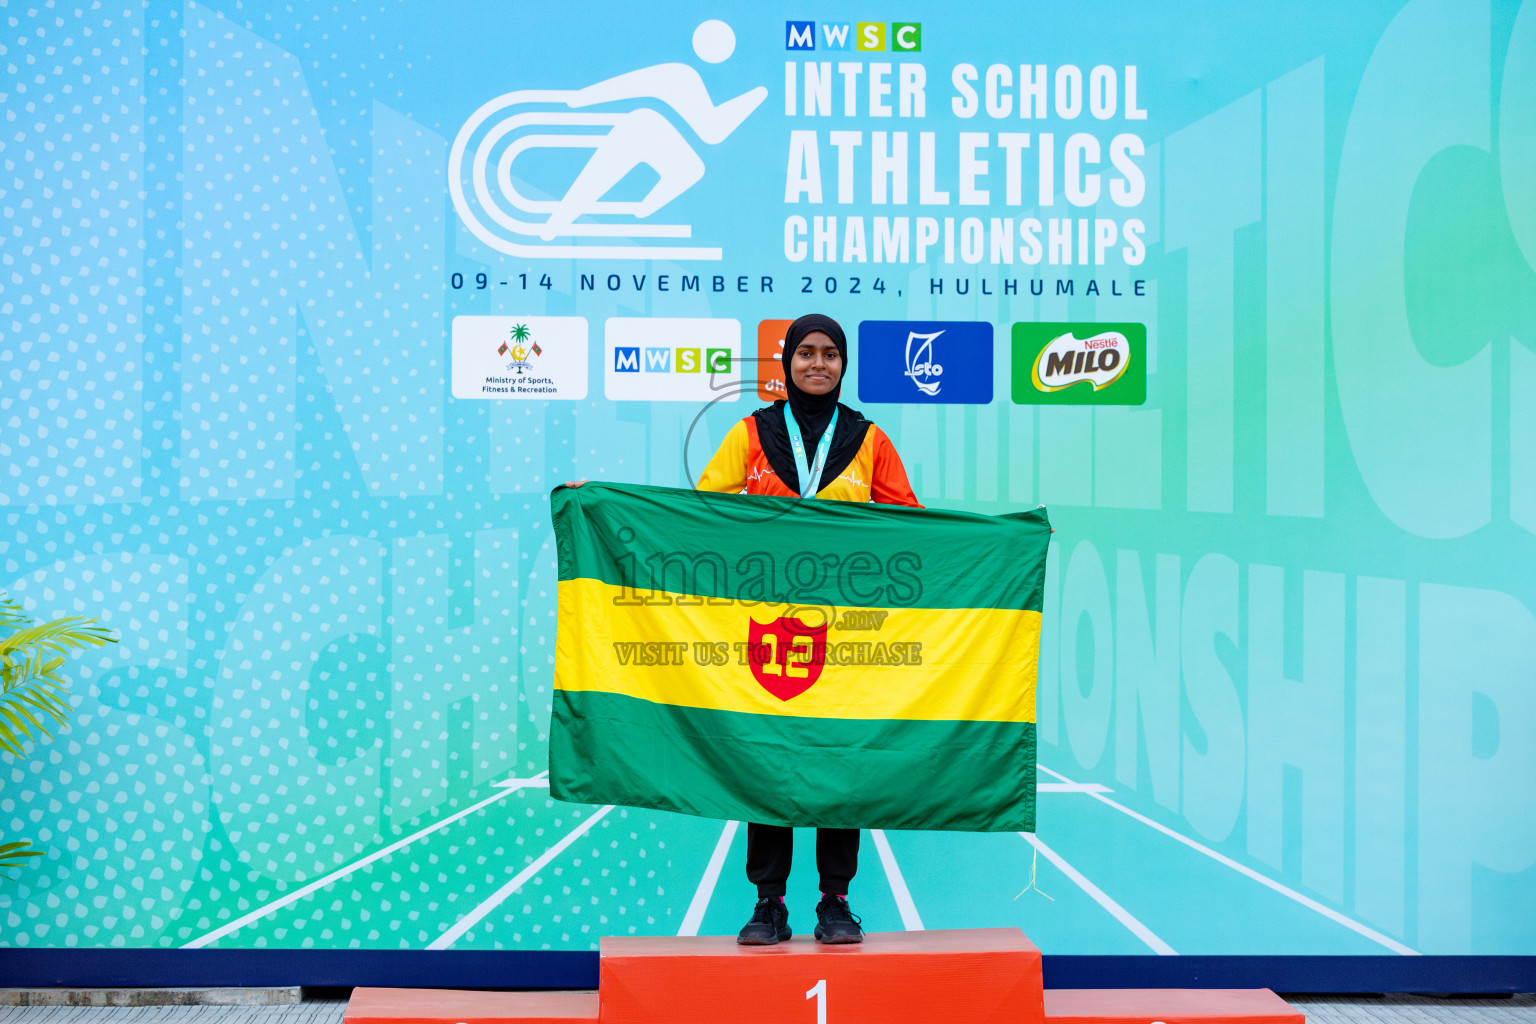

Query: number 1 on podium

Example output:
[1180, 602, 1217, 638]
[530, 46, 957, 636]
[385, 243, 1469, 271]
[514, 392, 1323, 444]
[805, 979, 826, 1024]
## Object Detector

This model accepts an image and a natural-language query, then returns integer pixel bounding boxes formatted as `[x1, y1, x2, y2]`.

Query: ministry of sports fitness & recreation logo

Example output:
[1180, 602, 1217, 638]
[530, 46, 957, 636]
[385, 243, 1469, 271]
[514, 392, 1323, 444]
[451, 315, 589, 400]
[448, 20, 767, 261]
[499, 322, 542, 374]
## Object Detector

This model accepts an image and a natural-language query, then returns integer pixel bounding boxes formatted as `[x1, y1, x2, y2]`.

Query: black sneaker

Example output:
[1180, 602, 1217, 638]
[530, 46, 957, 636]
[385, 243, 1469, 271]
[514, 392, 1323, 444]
[737, 897, 792, 945]
[813, 894, 863, 944]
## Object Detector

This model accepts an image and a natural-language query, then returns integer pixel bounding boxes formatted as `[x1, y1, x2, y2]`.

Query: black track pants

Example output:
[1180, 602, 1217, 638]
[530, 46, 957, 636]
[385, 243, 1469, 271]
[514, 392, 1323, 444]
[745, 823, 859, 898]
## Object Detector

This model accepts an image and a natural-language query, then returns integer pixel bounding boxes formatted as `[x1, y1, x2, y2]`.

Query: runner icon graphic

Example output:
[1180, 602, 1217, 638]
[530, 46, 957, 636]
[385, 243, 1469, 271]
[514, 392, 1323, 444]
[449, 20, 767, 260]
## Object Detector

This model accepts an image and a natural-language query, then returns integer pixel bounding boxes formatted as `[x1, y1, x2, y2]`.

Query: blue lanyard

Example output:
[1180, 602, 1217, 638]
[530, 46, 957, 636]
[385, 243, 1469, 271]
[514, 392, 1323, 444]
[783, 404, 839, 499]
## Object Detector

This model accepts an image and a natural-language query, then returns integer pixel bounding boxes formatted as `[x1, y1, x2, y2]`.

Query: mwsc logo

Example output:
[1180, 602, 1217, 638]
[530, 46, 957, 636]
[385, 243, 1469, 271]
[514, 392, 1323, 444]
[449, 21, 767, 261]
[604, 318, 742, 402]
[786, 21, 921, 51]
[613, 346, 733, 375]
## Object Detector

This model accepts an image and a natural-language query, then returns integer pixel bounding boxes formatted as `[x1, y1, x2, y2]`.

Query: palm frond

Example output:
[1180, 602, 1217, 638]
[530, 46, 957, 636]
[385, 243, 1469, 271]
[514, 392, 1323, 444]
[0, 651, 74, 756]
[0, 605, 117, 873]
[0, 616, 115, 660]
[0, 703, 52, 758]
[0, 839, 45, 870]
[1, 650, 71, 705]
[0, 592, 32, 633]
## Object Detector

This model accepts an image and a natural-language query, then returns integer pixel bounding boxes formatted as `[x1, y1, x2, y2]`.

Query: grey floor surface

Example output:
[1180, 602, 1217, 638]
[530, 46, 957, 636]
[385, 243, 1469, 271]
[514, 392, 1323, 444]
[0, 1005, 350, 1024]
[0, 993, 1533, 1024]
[1291, 995, 1536, 1024]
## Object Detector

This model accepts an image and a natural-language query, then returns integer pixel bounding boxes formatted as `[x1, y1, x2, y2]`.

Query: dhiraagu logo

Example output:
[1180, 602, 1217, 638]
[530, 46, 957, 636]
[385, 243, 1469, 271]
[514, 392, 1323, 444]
[1011, 322, 1146, 405]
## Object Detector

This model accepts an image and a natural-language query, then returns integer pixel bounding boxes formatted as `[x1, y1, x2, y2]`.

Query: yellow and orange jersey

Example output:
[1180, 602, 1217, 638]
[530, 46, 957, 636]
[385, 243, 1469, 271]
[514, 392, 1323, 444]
[697, 414, 922, 507]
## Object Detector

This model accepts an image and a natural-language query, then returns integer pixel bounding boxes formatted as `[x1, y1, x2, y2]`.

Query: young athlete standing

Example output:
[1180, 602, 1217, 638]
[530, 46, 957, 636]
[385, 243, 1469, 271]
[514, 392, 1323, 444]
[695, 313, 922, 944]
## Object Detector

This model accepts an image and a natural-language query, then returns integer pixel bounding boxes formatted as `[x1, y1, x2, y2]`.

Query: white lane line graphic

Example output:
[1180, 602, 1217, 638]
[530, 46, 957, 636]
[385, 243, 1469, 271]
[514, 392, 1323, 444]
[1036, 763, 1419, 956]
[1037, 782, 1111, 793]
[1020, 832, 1175, 955]
[870, 829, 925, 930]
[183, 773, 550, 949]
[679, 820, 739, 936]
[428, 804, 615, 950]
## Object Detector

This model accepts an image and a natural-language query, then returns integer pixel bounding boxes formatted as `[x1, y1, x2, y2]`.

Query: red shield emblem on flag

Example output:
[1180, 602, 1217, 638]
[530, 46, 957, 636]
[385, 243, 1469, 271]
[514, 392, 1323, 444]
[747, 616, 828, 701]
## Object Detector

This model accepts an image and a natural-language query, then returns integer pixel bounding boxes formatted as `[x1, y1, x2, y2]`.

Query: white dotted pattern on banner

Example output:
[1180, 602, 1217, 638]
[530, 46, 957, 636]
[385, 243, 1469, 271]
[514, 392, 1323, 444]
[0, 1, 147, 506]
[0, 0, 722, 952]
[1, 552, 204, 947]
[179, 4, 444, 502]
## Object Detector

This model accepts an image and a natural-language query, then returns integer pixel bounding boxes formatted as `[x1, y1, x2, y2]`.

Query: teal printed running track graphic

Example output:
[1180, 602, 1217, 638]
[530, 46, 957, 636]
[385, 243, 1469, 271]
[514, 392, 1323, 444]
[166, 767, 1416, 954]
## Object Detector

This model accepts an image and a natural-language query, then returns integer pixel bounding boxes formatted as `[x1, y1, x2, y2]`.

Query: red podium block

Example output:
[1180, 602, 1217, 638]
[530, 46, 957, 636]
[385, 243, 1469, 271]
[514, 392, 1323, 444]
[1045, 989, 1303, 1024]
[345, 987, 598, 1024]
[598, 929, 1044, 1024]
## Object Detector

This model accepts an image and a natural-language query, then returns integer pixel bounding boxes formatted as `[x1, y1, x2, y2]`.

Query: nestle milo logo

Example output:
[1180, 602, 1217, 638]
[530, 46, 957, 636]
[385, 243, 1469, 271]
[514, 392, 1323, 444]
[1011, 321, 1146, 406]
[1032, 330, 1130, 392]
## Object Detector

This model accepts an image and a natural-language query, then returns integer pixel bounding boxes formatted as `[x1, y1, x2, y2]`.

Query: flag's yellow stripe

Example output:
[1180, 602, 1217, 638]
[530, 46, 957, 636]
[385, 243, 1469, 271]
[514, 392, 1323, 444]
[554, 578, 1038, 723]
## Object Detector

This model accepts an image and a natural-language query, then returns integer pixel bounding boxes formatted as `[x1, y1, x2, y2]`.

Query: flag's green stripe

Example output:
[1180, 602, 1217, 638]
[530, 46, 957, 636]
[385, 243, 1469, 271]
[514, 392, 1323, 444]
[549, 690, 1037, 832]
[551, 482, 1050, 612]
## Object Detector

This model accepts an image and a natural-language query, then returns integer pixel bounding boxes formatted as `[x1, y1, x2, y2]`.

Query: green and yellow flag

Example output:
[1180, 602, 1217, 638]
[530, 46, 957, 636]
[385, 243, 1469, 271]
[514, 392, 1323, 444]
[549, 482, 1050, 831]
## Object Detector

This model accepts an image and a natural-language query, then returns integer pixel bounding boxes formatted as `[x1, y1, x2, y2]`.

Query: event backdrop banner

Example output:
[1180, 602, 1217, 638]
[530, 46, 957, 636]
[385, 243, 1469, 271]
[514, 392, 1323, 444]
[1, 0, 1533, 960]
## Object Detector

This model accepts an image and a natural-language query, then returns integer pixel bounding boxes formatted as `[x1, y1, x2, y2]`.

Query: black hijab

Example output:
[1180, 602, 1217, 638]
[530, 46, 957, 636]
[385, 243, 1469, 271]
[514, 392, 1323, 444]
[751, 313, 872, 496]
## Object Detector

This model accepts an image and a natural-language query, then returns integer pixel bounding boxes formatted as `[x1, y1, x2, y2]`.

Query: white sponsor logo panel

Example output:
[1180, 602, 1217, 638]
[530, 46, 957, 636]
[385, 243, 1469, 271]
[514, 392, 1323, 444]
[451, 315, 589, 400]
[604, 317, 741, 402]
